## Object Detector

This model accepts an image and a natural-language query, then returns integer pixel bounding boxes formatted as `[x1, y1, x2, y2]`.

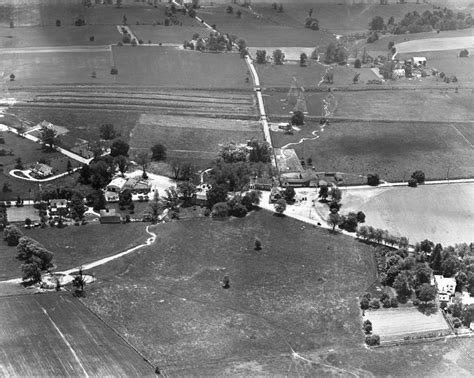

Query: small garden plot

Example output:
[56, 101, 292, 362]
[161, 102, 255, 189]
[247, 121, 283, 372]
[2, 50, 115, 86]
[271, 120, 474, 183]
[365, 307, 449, 342]
[111, 46, 251, 89]
[342, 183, 474, 246]
[333, 90, 474, 122]
[0, 293, 153, 376]
[0, 25, 120, 48]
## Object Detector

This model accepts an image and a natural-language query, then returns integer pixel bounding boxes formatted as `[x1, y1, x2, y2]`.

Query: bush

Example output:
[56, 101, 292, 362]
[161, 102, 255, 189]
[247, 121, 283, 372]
[89, 36, 94, 42]
[291, 111, 304, 126]
[231, 203, 248, 218]
[9, 73, 15, 81]
[56, 19, 61, 27]
[365, 334, 380, 346]
[363, 320, 372, 334]
[354, 59, 361, 68]
[459, 49, 469, 57]
[390, 298, 399, 308]
[367, 174, 380, 186]
[212, 202, 229, 218]
[110, 67, 118, 75]
[413, 298, 420, 306]
[408, 178, 417, 187]
[367, 32, 379, 43]
[203, 208, 211, 217]
[122, 34, 131, 43]
[360, 297, 370, 309]
[382, 298, 391, 308]
[369, 298, 381, 309]
[411, 170, 425, 184]
[254, 237, 262, 250]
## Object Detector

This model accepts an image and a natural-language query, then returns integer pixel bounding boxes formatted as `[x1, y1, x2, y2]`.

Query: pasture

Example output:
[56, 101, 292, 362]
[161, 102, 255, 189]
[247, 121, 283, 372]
[342, 183, 474, 246]
[271, 120, 474, 182]
[0, 292, 153, 376]
[82, 210, 377, 375]
[365, 307, 450, 342]
[0, 222, 150, 280]
[0, 25, 120, 48]
[254, 2, 433, 35]
[111, 46, 251, 88]
[1, 49, 115, 86]
[129, 114, 263, 168]
[333, 89, 474, 122]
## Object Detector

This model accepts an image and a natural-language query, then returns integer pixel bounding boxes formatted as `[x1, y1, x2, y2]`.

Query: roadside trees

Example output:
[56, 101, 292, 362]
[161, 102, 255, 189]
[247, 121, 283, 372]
[40, 126, 58, 150]
[328, 212, 341, 231]
[272, 49, 285, 65]
[21, 263, 41, 284]
[110, 139, 129, 157]
[256, 50, 267, 64]
[411, 170, 425, 184]
[300, 53, 308, 67]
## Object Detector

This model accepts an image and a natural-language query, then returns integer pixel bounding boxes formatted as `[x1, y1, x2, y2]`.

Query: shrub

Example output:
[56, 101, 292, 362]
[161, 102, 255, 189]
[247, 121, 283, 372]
[226, 5, 233, 13]
[369, 298, 381, 309]
[254, 237, 262, 250]
[139, 39, 144, 45]
[110, 67, 118, 75]
[367, 174, 380, 186]
[390, 298, 398, 308]
[231, 203, 248, 218]
[9, 73, 15, 81]
[117, 41, 123, 46]
[164, 18, 170, 26]
[131, 39, 138, 46]
[363, 320, 372, 334]
[212, 202, 229, 218]
[122, 34, 131, 43]
[203, 208, 211, 217]
[382, 298, 391, 308]
[89, 36, 94, 42]
[413, 298, 420, 306]
[459, 49, 469, 57]
[365, 334, 380, 346]
[360, 297, 370, 309]
[354, 58, 361, 68]
[408, 178, 417, 187]
[291, 111, 305, 126]
[56, 19, 61, 27]
[411, 170, 425, 184]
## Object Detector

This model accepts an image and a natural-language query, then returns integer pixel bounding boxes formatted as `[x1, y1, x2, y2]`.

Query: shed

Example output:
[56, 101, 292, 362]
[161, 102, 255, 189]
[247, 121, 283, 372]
[99, 209, 122, 224]
[106, 177, 127, 192]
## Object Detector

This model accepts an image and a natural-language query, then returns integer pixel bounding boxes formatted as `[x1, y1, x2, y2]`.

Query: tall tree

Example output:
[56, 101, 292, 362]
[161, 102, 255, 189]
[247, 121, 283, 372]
[136, 151, 150, 179]
[151, 143, 167, 161]
[272, 49, 285, 65]
[40, 126, 58, 150]
[110, 139, 129, 157]
[99, 123, 117, 140]
[274, 198, 286, 216]
[416, 283, 436, 304]
[114, 155, 128, 177]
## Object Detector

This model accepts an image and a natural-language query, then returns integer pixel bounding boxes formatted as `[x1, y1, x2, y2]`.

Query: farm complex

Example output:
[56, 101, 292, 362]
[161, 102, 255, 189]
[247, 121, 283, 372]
[0, 0, 473, 376]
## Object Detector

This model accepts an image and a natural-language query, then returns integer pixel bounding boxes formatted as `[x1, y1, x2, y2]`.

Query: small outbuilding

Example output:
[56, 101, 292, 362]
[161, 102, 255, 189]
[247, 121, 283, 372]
[99, 209, 122, 224]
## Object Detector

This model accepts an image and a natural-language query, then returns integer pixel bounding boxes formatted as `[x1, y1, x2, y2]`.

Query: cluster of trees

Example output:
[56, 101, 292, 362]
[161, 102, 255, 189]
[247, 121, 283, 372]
[408, 170, 425, 187]
[304, 8, 319, 31]
[324, 42, 347, 64]
[255, 49, 285, 65]
[3, 226, 54, 283]
[357, 226, 409, 248]
[369, 8, 472, 35]
[446, 299, 474, 328]
[360, 292, 398, 310]
[210, 190, 262, 218]
[218, 140, 271, 165]
[184, 31, 236, 52]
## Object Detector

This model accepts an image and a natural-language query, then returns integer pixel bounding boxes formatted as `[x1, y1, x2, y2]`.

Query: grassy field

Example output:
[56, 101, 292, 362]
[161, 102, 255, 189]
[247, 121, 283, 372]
[271, 120, 474, 182]
[366, 307, 449, 342]
[8, 106, 140, 145]
[131, 25, 204, 45]
[0, 222, 149, 280]
[334, 89, 474, 122]
[77, 210, 474, 376]
[2, 49, 115, 86]
[82, 210, 377, 374]
[130, 114, 262, 168]
[112, 46, 251, 89]
[257, 62, 379, 90]
[342, 183, 474, 246]
[0, 25, 120, 48]
[0, 292, 154, 376]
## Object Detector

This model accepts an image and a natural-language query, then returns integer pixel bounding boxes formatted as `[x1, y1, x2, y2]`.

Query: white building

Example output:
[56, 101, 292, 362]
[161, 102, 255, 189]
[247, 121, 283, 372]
[433, 274, 456, 302]
[106, 177, 127, 192]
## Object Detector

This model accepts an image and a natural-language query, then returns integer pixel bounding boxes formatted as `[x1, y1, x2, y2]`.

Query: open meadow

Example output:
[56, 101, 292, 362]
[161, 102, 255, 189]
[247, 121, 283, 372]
[112, 46, 251, 89]
[334, 89, 474, 122]
[79, 210, 474, 376]
[0, 25, 120, 48]
[271, 120, 474, 182]
[1, 49, 115, 86]
[0, 292, 154, 376]
[342, 183, 474, 246]
[130, 114, 262, 168]
[0, 222, 149, 280]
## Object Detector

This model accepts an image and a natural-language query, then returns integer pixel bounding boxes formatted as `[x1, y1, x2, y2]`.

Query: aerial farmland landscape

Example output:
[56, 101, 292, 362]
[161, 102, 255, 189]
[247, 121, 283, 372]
[0, 0, 473, 376]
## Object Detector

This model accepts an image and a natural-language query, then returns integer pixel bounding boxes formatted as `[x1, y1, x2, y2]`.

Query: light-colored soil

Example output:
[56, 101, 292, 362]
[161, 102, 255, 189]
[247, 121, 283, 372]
[342, 183, 474, 246]
[365, 307, 449, 340]
[396, 36, 474, 53]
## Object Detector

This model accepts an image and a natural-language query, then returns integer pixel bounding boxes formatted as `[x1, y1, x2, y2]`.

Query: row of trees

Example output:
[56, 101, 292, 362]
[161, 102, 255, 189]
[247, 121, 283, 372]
[369, 8, 473, 35]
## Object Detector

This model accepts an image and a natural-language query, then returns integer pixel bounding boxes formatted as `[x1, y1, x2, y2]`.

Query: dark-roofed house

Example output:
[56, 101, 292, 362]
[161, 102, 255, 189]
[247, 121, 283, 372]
[99, 209, 122, 224]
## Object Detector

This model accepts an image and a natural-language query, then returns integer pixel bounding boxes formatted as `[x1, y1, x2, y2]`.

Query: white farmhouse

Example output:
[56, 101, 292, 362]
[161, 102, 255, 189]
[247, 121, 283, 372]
[433, 275, 456, 302]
